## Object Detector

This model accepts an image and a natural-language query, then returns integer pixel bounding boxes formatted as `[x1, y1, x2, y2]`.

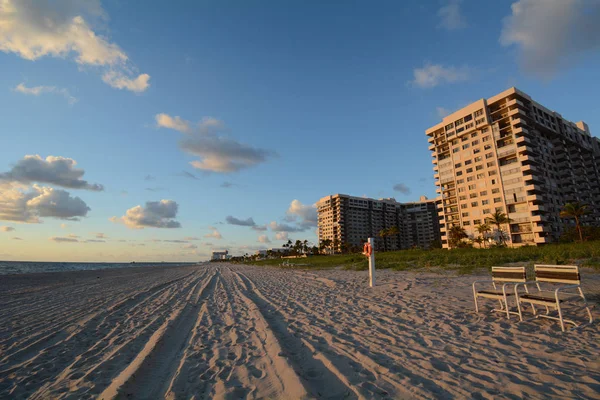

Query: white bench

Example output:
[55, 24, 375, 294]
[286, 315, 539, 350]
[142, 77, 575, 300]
[515, 265, 593, 331]
[473, 266, 527, 319]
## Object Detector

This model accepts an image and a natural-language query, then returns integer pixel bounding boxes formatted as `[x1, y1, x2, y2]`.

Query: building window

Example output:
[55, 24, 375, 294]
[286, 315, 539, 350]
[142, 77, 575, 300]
[456, 171, 463, 176]
[492, 188, 500, 194]
[457, 179, 464, 184]
[487, 161, 496, 167]
[477, 173, 485, 179]
[482, 135, 490, 142]
[474, 219, 481, 225]
[471, 202, 478, 207]
[462, 212, 469, 217]
[480, 191, 487, 196]
[476, 165, 483, 171]
[463, 221, 471, 226]
[466, 168, 473, 173]
[482, 200, 489, 205]
[483, 208, 491, 214]
[484, 145, 492, 150]
[471, 132, 478, 138]
[468, 184, 476, 190]
[462, 144, 470, 150]
[472, 140, 479, 146]
[454, 163, 462, 168]
[494, 197, 502, 203]
[475, 109, 484, 117]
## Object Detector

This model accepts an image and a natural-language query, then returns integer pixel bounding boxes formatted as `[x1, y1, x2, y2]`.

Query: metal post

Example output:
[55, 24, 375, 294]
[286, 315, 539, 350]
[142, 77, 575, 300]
[368, 237, 375, 287]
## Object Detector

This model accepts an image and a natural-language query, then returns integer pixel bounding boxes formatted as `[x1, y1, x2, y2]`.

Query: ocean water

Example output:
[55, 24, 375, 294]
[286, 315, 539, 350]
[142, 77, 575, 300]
[0, 261, 197, 275]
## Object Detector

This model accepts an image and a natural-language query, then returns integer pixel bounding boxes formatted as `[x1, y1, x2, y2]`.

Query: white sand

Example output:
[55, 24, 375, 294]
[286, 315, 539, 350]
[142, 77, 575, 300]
[0, 263, 598, 399]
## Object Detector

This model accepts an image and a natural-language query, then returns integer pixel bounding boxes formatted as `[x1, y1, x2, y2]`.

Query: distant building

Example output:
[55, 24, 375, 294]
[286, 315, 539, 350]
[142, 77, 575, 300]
[426, 87, 600, 248]
[316, 194, 441, 252]
[211, 250, 229, 260]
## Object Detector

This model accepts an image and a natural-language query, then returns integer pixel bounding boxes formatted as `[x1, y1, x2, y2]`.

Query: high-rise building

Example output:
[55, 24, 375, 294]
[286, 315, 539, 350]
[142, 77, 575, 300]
[426, 87, 600, 248]
[316, 194, 441, 252]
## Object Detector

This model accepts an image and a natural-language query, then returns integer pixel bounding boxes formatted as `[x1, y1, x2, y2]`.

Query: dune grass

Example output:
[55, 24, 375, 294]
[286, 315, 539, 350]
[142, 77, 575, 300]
[246, 241, 600, 274]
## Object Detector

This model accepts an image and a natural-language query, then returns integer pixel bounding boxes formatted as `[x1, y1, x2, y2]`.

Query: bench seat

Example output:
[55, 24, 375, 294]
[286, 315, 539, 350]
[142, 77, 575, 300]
[477, 290, 516, 298]
[519, 291, 580, 304]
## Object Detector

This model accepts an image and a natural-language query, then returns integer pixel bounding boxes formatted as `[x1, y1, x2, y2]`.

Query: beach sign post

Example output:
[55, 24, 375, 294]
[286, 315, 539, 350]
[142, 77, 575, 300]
[363, 237, 375, 287]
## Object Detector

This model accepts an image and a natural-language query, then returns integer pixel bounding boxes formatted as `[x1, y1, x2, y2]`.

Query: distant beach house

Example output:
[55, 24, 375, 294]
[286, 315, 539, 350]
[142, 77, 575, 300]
[211, 250, 229, 261]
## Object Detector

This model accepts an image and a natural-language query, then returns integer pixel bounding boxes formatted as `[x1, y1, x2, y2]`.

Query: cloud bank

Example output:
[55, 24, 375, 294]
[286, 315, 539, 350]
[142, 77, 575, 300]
[0, 184, 90, 222]
[156, 114, 275, 173]
[113, 200, 181, 229]
[0, 155, 103, 191]
[0, 0, 149, 92]
[500, 0, 600, 77]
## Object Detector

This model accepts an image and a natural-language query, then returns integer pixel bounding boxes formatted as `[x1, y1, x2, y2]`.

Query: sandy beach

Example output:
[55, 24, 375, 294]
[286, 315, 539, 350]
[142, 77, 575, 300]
[1, 263, 599, 399]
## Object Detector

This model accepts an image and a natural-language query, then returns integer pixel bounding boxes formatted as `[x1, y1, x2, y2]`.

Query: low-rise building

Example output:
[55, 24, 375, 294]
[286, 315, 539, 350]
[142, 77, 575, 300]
[316, 194, 441, 252]
[211, 250, 229, 260]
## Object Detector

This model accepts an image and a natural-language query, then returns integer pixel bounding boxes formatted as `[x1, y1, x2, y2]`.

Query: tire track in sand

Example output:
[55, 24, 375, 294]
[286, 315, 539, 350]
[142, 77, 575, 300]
[232, 270, 357, 399]
[98, 269, 218, 399]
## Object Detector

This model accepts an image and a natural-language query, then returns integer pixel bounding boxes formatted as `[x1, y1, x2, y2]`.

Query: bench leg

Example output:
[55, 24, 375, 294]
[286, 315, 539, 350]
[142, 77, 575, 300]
[556, 298, 565, 332]
[516, 298, 523, 322]
[473, 286, 479, 314]
[578, 287, 593, 324]
[503, 294, 510, 319]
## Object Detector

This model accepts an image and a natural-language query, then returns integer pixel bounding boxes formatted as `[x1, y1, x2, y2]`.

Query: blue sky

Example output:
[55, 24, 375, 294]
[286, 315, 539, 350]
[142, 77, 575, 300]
[1, 0, 599, 261]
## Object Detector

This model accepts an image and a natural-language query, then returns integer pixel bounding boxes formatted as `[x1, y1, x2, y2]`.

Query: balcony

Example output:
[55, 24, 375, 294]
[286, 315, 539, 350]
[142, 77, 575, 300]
[527, 194, 543, 202]
[513, 126, 530, 135]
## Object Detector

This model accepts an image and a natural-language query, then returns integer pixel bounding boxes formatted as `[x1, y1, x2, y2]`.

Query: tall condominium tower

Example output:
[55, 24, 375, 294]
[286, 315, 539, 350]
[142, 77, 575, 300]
[316, 194, 441, 252]
[426, 87, 599, 248]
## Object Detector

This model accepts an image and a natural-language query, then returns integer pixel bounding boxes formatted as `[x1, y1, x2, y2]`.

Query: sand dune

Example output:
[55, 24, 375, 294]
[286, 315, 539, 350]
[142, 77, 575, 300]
[1, 263, 598, 399]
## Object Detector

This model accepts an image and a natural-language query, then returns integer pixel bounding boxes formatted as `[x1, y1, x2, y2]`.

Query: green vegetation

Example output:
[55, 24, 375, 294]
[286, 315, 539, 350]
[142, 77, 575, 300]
[245, 241, 600, 274]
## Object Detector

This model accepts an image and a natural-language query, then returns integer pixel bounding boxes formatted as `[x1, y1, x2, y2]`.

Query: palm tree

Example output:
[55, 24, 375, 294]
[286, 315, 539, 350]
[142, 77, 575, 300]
[486, 211, 511, 245]
[320, 239, 332, 254]
[560, 202, 589, 242]
[475, 223, 491, 248]
[448, 225, 468, 248]
[473, 237, 484, 248]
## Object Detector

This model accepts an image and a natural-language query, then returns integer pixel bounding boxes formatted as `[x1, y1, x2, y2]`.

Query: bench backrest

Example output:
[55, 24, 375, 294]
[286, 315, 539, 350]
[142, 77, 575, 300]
[534, 265, 580, 284]
[491, 266, 527, 282]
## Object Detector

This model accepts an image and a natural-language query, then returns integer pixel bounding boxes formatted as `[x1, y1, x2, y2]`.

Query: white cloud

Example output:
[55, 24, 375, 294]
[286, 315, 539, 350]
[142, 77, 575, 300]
[102, 71, 150, 93]
[0, 184, 90, 222]
[14, 83, 77, 104]
[113, 200, 181, 229]
[156, 114, 275, 173]
[50, 236, 79, 243]
[85, 239, 105, 243]
[411, 63, 471, 88]
[95, 232, 107, 239]
[204, 226, 223, 239]
[500, 0, 600, 77]
[60, 223, 68, 229]
[258, 235, 271, 243]
[286, 200, 318, 229]
[155, 113, 192, 134]
[438, 0, 467, 30]
[0, 155, 103, 190]
[0, 0, 150, 92]
[436, 107, 451, 118]
[1, 226, 15, 232]
[393, 183, 411, 195]
[275, 232, 289, 241]
[183, 236, 200, 241]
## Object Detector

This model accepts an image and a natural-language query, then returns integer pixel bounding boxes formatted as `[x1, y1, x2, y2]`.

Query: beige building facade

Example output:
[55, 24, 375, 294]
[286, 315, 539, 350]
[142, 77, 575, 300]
[426, 87, 600, 248]
[316, 194, 441, 252]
